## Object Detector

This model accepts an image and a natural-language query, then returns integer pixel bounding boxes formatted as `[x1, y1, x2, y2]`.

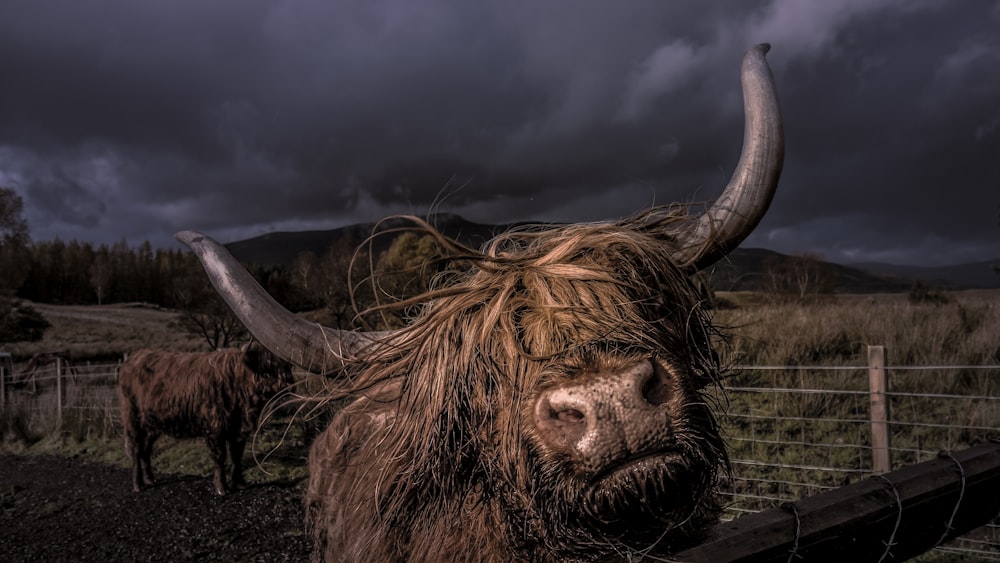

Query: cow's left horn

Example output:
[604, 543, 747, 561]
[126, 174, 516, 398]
[668, 43, 784, 270]
[176, 230, 388, 374]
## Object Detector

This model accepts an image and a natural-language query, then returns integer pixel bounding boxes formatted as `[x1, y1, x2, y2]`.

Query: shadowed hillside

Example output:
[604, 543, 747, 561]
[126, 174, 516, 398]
[224, 214, 999, 293]
[225, 213, 513, 268]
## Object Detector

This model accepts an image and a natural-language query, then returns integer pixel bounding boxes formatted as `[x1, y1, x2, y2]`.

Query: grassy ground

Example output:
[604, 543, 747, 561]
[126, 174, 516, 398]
[0, 399, 314, 486]
[714, 289, 1000, 367]
[3, 301, 206, 362]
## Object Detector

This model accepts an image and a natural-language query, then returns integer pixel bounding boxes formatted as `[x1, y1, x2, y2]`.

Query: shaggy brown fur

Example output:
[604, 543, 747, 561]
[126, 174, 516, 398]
[305, 211, 728, 562]
[119, 343, 294, 495]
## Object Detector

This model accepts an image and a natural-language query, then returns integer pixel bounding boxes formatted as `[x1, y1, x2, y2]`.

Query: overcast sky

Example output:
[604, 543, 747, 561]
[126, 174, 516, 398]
[1, 0, 998, 266]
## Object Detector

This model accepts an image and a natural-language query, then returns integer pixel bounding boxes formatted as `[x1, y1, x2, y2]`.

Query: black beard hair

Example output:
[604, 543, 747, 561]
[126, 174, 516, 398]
[497, 415, 726, 561]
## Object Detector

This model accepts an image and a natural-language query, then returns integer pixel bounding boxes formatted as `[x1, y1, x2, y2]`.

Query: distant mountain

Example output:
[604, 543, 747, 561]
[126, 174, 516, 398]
[704, 248, 915, 293]
[226, 213, 515, 267]
[847, 260, 1000, 290]
[224, 214, 999, 292]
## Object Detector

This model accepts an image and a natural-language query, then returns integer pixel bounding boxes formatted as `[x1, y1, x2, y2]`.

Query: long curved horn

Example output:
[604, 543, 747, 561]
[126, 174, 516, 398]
[669, 43, 784, 270]
[176, 230, 388, 373]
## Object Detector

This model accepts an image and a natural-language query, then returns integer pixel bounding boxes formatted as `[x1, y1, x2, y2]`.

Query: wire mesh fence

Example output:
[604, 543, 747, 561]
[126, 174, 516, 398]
[0, 361, 122, 435]
[718, 348, 1000, 560]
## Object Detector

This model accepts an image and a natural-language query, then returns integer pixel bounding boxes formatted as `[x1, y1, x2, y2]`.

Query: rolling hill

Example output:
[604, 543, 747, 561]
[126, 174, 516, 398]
[224, 214, 999, 293]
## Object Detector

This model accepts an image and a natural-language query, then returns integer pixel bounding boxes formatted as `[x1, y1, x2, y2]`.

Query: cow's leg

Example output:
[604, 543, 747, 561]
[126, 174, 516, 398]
[126, 426, 144, 493]
[140, 433, 158, 487]
[229, 437, 248, 489]
[206, 435, 229, 495]
[122, 403, 147, 493]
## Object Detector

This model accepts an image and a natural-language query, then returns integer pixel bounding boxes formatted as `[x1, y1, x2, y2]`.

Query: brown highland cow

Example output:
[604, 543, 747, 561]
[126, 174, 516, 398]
[119, 343, 294, 495]
[177, 44, 784, 561]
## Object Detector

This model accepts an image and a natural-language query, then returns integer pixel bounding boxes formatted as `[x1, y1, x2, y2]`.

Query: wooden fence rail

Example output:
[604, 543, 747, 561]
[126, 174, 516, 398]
[675, 440, 1000, 562]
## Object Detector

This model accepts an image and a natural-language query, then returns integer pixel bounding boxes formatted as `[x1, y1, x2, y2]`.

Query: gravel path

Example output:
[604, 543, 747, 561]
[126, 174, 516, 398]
[0, 455, 312, 562]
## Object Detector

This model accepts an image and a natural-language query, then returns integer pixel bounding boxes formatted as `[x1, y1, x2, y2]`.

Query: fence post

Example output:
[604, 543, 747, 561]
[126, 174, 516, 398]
[868, 345, 891, 474]
[56, 356, 63, 427]
[0, 366, 5, 412]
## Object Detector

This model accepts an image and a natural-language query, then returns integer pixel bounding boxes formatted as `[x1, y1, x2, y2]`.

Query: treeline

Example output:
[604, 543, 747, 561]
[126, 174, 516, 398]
[17, 238, 298, 309]
[21, 239, 189, 306]
[14, 232, 445, 329]
[17, 231, 848, 314]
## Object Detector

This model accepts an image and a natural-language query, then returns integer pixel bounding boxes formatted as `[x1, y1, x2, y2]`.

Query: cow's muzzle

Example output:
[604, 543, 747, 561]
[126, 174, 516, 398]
[533, 360, 677, 476]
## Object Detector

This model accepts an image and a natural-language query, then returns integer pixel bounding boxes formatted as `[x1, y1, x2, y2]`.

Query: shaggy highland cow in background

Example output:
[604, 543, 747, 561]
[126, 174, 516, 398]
[179, 44, 784, 561]
[118, 343, 294, 495]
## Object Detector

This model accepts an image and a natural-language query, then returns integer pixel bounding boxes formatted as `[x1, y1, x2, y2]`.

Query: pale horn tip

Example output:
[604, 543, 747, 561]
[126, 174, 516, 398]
[175, 230, 207, 247]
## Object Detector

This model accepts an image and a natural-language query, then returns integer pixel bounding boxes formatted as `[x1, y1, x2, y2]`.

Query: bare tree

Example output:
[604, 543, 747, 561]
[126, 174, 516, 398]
[0, 187, 31, 297]
[319, 238, 364, 330]
[291, 250, 319, 299]
[763, 253, 834, 302]
[364, 232, 454, 329]
[0, 187, 49, 342]
[174, 262, 248, 349]
[89, 249, 110, 305]
[788, 253, 832, 300]
[994, 205, 998, 275]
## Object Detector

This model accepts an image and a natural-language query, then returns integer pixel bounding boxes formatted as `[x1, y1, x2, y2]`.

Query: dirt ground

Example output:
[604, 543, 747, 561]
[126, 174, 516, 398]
[0, 454, 312, 562]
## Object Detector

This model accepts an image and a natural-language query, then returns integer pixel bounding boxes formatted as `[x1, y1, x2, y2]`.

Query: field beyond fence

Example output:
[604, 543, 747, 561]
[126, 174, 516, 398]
[719, 346, 1000, 560]
[1, 346, 998, 560]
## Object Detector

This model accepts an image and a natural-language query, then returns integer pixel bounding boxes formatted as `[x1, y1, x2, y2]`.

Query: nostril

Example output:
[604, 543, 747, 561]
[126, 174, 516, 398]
[642, 364, 671, 406]
[553, 408, 585, 424]
[535, 393, 589, 451]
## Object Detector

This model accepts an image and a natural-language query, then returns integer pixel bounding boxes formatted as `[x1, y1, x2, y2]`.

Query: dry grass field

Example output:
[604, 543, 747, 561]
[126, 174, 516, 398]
[715, 289, 1000, 368]
[9, 288, 996, 366]
[3, 302, 208, 362]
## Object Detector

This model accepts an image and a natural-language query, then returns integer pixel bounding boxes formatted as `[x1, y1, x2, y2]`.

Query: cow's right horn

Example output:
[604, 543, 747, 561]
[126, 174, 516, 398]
[176, 230, 387, 374]
[664, 43, 784, 270]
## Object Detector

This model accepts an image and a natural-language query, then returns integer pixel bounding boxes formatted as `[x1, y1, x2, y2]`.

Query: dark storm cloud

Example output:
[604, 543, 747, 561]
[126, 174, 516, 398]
[0, 0, 997, 265]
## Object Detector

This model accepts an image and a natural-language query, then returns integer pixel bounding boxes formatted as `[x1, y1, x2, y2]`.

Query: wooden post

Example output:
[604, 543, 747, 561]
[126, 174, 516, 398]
[0, 366, 5, 412]
[869, 345, 891, 474]
[56, 356, 63, 427]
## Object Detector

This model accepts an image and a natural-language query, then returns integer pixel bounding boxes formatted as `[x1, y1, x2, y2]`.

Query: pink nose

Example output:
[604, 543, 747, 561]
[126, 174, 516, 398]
[533, 361, 673, 474]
